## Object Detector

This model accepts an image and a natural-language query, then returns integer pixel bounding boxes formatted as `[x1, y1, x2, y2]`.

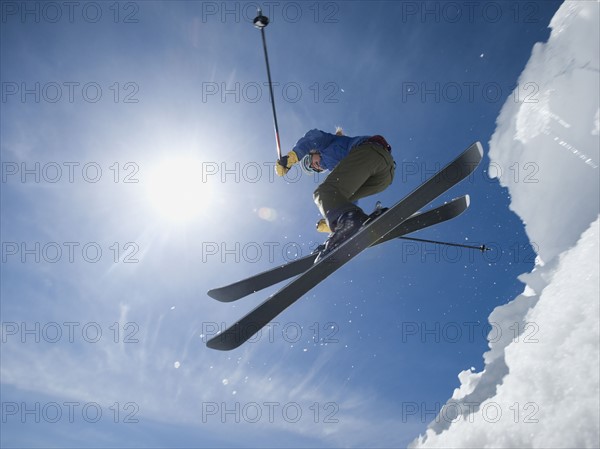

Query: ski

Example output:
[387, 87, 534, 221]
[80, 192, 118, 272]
[208, 195, 470, 302]
[207, 142, 483, 351]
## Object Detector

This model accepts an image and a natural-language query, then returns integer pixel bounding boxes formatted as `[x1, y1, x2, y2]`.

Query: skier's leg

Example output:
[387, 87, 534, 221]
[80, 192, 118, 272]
[348, 146, 395, 202]
[314, 143, 394, 228]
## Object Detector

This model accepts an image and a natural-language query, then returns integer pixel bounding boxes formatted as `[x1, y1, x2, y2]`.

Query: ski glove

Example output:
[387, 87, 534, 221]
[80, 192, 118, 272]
[316, 218, 331, 233]
[275, 151, 299, 177]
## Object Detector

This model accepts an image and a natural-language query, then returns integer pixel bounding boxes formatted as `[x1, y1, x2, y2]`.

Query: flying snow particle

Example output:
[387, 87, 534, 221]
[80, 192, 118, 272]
[174, 361, 181, 369]
[222, 379, 229, 385]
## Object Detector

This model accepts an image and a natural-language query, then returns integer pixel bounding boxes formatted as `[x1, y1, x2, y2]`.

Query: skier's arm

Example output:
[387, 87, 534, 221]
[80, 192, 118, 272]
[275, 129, 334, 176]
[291, 129, 333, 159]
[275, 129, 332, 177]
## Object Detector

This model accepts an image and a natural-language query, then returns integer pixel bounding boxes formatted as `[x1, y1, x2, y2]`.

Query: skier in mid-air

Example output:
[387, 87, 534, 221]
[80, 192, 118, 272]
[276, 128, 395, 259]
[205, 9, 485, 352]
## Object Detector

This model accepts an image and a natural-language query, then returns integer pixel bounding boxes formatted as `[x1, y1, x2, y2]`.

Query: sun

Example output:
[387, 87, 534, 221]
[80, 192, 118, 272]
[145, 156, 210, 223]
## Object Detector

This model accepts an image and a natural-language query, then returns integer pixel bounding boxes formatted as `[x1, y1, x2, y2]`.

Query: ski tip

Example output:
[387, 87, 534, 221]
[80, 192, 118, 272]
[207, 288, 234, 302]
[474, 141, 484, 157]
[206, 330, 247, 351]
[207, 289, 219, 299]
[206, 336, 235, 351]
[207, 320, 272, 351]
[207, 341, 234, 351]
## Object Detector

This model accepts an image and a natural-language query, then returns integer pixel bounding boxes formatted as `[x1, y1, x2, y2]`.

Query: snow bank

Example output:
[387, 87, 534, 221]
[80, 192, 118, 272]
[410, 1, 600, 447]
[488, 0, 599, 263]
[411, 219, 599, 448]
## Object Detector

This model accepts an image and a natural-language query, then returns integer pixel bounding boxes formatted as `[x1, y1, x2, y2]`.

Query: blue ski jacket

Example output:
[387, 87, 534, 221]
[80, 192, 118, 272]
[291, 129, 370, 171]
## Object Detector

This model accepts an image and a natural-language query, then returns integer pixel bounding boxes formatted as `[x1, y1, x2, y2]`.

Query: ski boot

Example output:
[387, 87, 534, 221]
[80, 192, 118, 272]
[314, 209, 369, 263]
[316, 202, 388, 234]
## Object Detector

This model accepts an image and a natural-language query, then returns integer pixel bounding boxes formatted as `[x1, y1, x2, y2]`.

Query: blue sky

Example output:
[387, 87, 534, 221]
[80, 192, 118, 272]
[1, 1, 564, 447]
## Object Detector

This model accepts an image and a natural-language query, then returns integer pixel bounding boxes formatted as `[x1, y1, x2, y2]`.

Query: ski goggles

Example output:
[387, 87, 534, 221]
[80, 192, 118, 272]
[301, 153, 324, 174]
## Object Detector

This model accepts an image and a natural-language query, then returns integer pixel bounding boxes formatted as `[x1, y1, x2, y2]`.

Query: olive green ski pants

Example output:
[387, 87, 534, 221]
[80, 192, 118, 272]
[313, 142, 395, 229]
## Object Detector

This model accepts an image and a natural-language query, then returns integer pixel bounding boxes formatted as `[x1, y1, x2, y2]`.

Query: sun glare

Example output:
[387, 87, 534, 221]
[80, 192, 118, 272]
[145, 156, 209, 223]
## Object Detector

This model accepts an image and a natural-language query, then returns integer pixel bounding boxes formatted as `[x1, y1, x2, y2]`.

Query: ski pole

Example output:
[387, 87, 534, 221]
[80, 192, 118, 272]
[399, 236, 490, 253]
[253, 8, 282, 159]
